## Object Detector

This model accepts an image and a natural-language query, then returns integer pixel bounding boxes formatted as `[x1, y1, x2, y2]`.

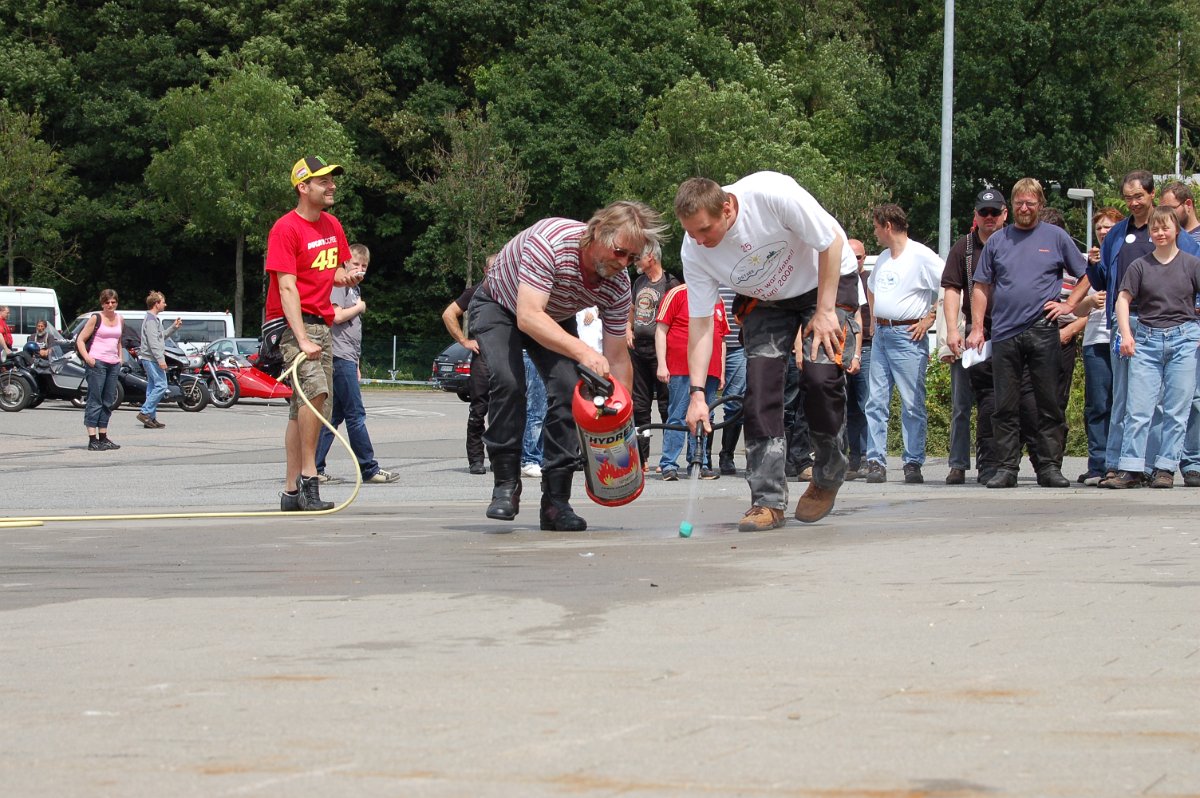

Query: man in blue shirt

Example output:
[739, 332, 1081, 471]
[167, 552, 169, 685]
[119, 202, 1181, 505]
[967, 178, 1087, 488]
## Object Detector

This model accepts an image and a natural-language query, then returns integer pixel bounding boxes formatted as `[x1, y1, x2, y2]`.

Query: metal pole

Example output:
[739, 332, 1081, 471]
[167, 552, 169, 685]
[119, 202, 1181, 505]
[938, 0, 955, 259]
[1085, 197, 1093, 255]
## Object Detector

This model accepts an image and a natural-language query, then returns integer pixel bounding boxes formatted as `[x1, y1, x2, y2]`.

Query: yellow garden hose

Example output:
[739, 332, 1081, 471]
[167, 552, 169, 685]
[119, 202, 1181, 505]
[0, 353, 360, 528]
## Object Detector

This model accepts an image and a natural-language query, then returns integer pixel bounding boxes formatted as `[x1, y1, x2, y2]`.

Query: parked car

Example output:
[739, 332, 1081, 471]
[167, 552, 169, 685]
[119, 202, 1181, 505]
[431, 342, 472, 402]
[204, 337, 261, 364]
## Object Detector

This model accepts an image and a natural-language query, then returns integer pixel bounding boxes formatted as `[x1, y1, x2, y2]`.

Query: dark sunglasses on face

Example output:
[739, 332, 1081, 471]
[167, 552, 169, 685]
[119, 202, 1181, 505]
[976, 207, 1003, 217]
[612, 246, 639, 263]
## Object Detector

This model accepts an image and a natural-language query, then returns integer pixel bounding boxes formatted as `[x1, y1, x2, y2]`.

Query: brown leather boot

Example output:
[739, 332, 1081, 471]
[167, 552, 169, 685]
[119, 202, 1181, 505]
[737, 505, 785, 532]
[793, 482, 839, 523]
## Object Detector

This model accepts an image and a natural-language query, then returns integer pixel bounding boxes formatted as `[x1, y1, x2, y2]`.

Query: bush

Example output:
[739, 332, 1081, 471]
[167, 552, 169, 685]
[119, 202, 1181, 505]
[885, 357, 1088, 457]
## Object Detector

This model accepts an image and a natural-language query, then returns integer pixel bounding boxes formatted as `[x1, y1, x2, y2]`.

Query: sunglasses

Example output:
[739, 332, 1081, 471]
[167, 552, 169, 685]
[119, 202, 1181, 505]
[611, 245, 640, 264]
[976, 208, 1003, 217]
[855, 254, 866, 261]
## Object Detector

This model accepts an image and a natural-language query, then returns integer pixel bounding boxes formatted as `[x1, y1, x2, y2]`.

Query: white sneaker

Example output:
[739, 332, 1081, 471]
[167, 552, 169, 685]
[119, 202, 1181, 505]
[364, 469, 400, 483]
[521, 463, 542, 478]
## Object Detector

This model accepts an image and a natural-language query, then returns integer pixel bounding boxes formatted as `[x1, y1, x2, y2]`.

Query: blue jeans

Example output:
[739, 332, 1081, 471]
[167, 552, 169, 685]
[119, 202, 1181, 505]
[718, 345, 747, 459]
[1081, 342, 1112, 476]
[947, 357, 974, 470]
[521, 350, 547, 467]
[865, 325, 929, 467]
[315, 356, 379, 478]
[1107, 320, 1162, 473]
[1180, 366, 1200, 475]
[845, 344, 871, 467]
[660, 375, 717, 471]
[1118, 321, 1200, 473]
[139, 358, 167, 418]
[84, 360, 121, 430]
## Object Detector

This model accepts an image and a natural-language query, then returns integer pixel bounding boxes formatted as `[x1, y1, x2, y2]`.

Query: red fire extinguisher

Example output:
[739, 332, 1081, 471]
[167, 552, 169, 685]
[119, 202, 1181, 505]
[572, 365, 644, 506]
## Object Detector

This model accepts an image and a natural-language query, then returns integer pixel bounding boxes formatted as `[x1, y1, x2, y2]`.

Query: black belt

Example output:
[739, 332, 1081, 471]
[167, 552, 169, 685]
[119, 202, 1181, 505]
[876, 317, 921, 327]
[301, 313, 327, 326]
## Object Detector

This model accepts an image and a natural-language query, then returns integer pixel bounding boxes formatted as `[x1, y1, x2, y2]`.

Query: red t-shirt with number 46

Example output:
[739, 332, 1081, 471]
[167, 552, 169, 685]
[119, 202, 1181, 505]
[264, 210, 351, 325]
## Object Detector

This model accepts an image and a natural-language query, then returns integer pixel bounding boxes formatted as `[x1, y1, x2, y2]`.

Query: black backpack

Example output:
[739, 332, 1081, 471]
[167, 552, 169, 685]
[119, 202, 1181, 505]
[256, 317, 289, 379]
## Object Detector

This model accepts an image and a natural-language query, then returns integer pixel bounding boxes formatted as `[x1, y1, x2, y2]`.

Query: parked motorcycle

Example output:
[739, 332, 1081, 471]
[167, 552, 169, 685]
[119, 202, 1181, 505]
[196, 350, 240, 409]
[114, 339, 210, 412]
[0, 346, 40, 411]
[2, 341, 123, 411]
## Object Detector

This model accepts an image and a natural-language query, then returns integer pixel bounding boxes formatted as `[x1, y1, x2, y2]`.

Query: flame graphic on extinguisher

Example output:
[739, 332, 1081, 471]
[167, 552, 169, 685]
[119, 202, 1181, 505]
[595, 455, 636, 486]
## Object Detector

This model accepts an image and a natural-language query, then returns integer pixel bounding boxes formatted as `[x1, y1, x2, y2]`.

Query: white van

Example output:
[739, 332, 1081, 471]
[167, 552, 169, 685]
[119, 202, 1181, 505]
[0, 286, 64, 348]
[68, 310, 235, 357]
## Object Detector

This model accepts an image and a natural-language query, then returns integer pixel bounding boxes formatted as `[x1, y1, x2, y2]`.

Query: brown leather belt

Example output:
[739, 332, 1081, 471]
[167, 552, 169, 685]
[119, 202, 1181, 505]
[875, 317, 921, 327]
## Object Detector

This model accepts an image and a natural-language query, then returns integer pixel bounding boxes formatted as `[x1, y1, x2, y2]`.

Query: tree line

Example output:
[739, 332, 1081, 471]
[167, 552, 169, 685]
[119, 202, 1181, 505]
[2, 0, 1197, 340]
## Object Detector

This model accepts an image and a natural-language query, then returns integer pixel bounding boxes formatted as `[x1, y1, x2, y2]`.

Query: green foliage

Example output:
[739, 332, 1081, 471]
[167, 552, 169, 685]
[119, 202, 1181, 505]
[145, 65, 354, 333]
[409, 107, 529, 287]
[0, 102, 77, 286]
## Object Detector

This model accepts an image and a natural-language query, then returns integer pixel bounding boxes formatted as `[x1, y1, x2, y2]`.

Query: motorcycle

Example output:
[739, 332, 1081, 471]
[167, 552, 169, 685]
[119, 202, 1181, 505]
[2, 341, 122, 411]
[112, 339, 210, 412]
[196, 350, 240, 409]
[0, 346, 40, 411]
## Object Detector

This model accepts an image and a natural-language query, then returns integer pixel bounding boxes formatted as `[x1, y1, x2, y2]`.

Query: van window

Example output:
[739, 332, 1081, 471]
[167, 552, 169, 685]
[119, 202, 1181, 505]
[8, 305, 57, 335]
[173, 320, 229, 345]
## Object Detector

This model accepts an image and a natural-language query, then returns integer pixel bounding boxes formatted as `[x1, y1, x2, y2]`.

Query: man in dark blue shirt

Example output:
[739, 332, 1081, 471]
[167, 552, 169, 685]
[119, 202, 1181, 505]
[967, 178, 1088, 488]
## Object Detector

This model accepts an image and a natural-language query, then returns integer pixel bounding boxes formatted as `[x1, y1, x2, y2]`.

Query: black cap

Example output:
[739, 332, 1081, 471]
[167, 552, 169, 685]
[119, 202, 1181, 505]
[975, 189, 1006, 211]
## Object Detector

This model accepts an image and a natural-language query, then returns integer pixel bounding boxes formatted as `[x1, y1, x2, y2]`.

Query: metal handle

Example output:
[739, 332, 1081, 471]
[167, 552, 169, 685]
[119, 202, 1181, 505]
[637, 393, 743, 436]
[574, 363, 614, 399]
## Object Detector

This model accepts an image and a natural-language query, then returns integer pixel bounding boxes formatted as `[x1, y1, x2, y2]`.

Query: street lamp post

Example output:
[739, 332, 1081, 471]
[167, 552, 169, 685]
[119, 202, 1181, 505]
[1067, 188, 1095, 255]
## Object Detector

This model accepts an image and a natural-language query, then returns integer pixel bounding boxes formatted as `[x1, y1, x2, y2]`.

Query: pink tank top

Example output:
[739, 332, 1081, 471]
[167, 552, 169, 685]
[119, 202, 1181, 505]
[88, 315, 123, 364]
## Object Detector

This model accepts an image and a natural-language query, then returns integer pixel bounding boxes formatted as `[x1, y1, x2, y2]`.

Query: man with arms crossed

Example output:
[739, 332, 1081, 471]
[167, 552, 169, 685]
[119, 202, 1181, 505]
[266, 156, 363, 512]
[675, 172, 857, 531]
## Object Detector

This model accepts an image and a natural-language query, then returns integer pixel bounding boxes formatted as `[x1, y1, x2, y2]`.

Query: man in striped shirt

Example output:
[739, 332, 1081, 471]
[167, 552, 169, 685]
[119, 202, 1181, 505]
[468, 201, 667, 531]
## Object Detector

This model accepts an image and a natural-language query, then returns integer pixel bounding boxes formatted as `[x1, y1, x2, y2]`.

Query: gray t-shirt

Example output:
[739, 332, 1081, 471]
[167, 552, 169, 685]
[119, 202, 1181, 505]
[974, 222, 1087, 342]
[329, 284, 362, 362]
[1119, 251, 1200, 328]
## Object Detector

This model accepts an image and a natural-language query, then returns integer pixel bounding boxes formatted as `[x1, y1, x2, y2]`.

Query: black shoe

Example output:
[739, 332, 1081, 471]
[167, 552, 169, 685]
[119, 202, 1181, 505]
[469, 462, 486, 475]
[87, 439, 104, 451]
[945, 467, 966, 485]
[865, 461, 886, 484]
[718, 452, 737, 476]
[1036, 467, 1070, 488]
[296, 474, 334, 511]
[986, 470, 1018, 488]
[280, 490, 301, 511]
[699, 467, 720, 480]
[661, 468, 679, 482]
[1183, 470, 1200, 487]
[1104, 470, 1144, 489]
[486, 456, 522, 520]
[903, 463, 924, 484]
[977, 469, 997, 485]
[785, 463, 799, 479]
[99, 438, 120, 450]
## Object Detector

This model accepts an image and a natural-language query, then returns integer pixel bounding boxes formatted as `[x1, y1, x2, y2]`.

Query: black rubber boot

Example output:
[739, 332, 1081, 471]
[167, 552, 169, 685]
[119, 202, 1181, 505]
[539, 469, 587, 531]
[485, 454, 522, 520]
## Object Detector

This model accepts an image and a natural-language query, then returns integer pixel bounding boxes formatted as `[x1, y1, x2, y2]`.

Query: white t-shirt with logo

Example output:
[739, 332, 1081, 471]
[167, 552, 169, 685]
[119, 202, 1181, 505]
[680, 171, 858, 317]
[868, 239, 943, 322]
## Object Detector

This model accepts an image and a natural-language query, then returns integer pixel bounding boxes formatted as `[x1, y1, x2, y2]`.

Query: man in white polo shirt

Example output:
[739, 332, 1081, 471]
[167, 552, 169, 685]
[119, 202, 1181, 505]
[863, 203, 942, 484]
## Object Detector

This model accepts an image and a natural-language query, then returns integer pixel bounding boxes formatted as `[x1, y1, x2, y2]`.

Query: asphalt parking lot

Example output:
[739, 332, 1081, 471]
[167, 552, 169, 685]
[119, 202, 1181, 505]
[2, 389, 1198, 797]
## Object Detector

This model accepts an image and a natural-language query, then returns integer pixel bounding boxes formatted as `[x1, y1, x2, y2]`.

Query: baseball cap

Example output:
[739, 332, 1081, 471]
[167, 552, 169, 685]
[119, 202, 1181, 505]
[975, 189, 1006, 211]
[290, 156, 344, 187]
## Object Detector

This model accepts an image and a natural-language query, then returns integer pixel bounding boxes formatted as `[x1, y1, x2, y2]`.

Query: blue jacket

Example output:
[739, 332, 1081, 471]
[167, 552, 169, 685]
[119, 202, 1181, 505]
[1089, 217, 1200, 326]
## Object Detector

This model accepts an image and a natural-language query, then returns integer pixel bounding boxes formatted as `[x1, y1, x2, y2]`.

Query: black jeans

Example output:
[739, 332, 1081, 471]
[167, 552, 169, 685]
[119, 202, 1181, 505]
[991, 321, 1065, 474]
[466, 352, 490, 466]
[468, 288, 581, 472]
[631, 343, 669, 465]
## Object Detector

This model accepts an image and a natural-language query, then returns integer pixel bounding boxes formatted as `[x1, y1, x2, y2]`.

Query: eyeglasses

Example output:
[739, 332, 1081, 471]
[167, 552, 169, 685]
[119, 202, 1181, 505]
[1121, 192, 1149, 203]
[1013, 200, 1041, 209]
[611, 246, 640, 264]
[976, 208, 1003, 217]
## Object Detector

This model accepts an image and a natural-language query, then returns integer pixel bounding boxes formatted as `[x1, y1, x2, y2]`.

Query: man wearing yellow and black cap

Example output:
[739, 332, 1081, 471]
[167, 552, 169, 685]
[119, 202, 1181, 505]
[265, 155, 363, 511]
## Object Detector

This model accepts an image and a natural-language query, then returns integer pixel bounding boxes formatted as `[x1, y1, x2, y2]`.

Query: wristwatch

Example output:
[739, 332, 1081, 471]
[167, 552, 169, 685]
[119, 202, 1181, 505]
[689, 385, 706, 394]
